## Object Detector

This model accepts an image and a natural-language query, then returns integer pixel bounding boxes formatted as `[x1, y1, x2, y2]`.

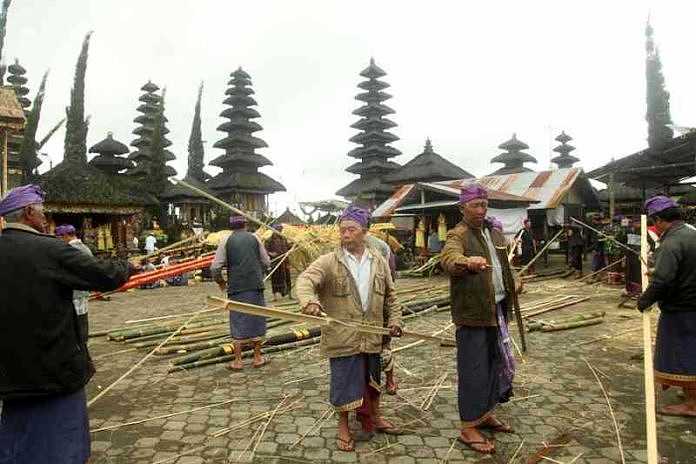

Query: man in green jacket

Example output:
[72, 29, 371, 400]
[440, 184, 520, 455]
[297, 206, 402, 452]
[639, 195, 696, 417]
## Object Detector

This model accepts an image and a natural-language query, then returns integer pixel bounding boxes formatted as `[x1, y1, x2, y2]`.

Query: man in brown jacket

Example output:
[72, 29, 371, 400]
[440, 184, 519, 455]
[297, 206, 402, 452]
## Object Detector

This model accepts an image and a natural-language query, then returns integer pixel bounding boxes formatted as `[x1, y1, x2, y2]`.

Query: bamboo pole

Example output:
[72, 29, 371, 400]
[1, 129, 7, 197]
[640, 214, 659, 464]
[516, 228, 565, 277]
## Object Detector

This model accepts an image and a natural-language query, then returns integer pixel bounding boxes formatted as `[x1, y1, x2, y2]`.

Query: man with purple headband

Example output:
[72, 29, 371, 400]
[55, 224, 94, 343]
[296, 205, 402, 452]
[211, 214, 271, 370]
[638, 195, 696, 418]
[0, 184, 131, 464]
[440, 184, 521, 455]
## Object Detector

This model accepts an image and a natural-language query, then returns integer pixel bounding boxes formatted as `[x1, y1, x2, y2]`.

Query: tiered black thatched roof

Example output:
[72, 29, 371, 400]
[88, 132, 132, 174]
[489, 133, 537, 175]
[7, 59, 30, 110]
[208, 68, 285, 195]
[385, 138, 473, 185]
[336, 58, 401, 201]
[39, 160, 157, 209]
[274, 207, 305, 225]
[551, 131, 579, 169]
[126, 81, 177, 178]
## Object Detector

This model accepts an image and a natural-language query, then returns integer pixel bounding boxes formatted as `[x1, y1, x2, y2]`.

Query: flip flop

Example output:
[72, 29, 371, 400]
[375, 420, 402, 435]
[457, 436, 495, 455]
[658, 406, 696, 417]
[386, 382, 398, 395]
[336, 436, 355, 452]
[252, 358, 270, 368]
[480, 419, 514, 434]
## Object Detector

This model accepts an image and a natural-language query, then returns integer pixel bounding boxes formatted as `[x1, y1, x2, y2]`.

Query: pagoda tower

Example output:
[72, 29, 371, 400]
[489, 133, 537, 176]
[5, 59, 32, 188]
[208, 67, 284, 216]
[126, 81, 177, 178]
[336, 58, 401, 206]
[88, 132, 132, 175]
[551, 131, 579, 169]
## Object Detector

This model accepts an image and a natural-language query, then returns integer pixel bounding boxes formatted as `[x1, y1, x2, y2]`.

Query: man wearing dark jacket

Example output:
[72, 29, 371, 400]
[0, 185, 130, 464]
[639, 195, 696, 418]
[440, 184, 520, 455]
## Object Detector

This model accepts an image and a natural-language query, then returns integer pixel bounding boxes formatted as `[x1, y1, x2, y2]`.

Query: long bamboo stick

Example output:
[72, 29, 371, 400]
[516, 228, 565, 277]
[640, 214, 659, 464]
[522, 296, 590, 318]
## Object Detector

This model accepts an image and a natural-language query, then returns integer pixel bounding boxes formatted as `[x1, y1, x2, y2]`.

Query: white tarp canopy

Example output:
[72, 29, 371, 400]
[488, 207, 528, 238]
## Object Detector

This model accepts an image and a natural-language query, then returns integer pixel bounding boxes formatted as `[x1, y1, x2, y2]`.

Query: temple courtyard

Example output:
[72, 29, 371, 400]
[85, 275, 694, 464]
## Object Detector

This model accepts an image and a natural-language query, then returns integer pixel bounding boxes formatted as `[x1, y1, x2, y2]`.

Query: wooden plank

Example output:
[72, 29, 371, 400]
[640, 214, 659, 464]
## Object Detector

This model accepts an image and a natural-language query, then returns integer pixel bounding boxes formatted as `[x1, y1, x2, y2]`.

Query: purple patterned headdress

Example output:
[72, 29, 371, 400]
[229, 215, 247, 229]
[339, 205, 370, 228]
[55, 224, 76, 237]
[0, 184, 45, 216]
[486, 216, 503, 232]
[459, 183, 488, 204]
[645, 195, 678, 216]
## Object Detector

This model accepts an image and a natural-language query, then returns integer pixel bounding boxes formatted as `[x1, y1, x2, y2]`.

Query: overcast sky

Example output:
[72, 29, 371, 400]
[3, 0, 693, 214]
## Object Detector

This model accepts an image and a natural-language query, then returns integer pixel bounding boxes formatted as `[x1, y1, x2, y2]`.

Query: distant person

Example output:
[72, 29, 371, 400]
[639, 196, 696, 417]
[131, 235, 139, 251]
[0, 185, 130, 464]
[427, 229, 442, 254]
[55, 224, 93, 343]
[566, 222, 584, 277]
[518, 219, 536, 272]
[266, 225, 292, 301]
[164, 258, 190, 287]
[144, 232, 157, 254]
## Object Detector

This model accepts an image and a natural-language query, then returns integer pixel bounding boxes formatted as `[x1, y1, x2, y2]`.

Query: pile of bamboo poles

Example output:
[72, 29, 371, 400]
[94, 281, 452, 372]
[526, 311, 606, 332]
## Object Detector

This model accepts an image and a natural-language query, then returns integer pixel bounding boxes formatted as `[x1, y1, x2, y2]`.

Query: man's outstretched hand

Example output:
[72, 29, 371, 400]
[302, 303, 324, 317]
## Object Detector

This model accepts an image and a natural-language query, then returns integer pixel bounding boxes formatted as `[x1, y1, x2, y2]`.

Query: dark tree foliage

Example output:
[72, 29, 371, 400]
[645, 21, 673, 151]
[20, 70, 49, 182]
[64, 32, 93, 164]
[187, 81, 206, 181]
[0, 0, 12, 85]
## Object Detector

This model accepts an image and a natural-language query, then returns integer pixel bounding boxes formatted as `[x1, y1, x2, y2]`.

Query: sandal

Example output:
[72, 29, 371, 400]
[480, 418, 514, 434]
[457, 436, 495, 455]
[336, 436, 355, 452]
[386, 381, 398, 396]
[226, 362, 244, 371]
[252, 358, 270, 368]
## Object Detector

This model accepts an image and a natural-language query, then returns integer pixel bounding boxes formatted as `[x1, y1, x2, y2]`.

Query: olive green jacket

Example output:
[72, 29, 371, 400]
[296, 246, 401, 358]
[440, 219, 516, 327]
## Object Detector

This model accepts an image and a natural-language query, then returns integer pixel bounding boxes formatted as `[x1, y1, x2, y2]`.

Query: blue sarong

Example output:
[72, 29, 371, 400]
[329, 353, 381, 431]
[456, 302, 515, 427]
[655, 311, 696, 389]
[228, 290, 267, 342]
[0, 389, 89, 464]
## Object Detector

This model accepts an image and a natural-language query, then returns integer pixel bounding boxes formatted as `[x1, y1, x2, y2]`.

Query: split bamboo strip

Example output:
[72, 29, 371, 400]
[507, 438, 525, 464]
[640, 214, 659, 464]
[420, 373, 448, 410]
[522, 297, 590, 318]
[516, 228, 565, 276]
[289, 407, 334, 449]
[572, 217, 644, 263]
[439, 438, 458, 463]
[393, 323, 454, 354]
[582, 357, 626, 464]
[86, 305, 221, 408]
[576, 327, 642, 346]
[247, 395, 288, 462]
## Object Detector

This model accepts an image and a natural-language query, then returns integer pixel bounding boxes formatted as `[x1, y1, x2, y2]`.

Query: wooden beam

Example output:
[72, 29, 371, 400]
[640, 214, 659, 464]
[0, 129, 7, 197]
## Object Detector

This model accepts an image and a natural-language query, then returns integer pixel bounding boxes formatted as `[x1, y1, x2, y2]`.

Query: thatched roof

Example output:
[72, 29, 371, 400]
[0, 86, 26, 131]
[385, 139, 473, 184]
[39, 161, 158, 207]
[335, 175, 393, 199]
[208, 171, 285, 194]
[275, 208, 305, 225]
[160, 176, 211, 201]
[89, 132, 129, 155]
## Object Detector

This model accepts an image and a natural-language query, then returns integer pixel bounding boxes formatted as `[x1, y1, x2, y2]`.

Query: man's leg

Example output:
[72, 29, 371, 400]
[228, 342, 244, 370]
[252, 341, 269, 367]
[661, 387, 696, 416]
[336, 411, 353, 451]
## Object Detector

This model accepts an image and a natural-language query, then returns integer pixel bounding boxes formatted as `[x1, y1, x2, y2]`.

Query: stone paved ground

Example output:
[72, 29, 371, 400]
[85, 274, 695, 463]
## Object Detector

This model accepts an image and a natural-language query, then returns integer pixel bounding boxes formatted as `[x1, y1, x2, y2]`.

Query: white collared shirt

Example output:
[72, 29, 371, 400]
[343, 248, 373, 312]
[483, 229, 507, 303]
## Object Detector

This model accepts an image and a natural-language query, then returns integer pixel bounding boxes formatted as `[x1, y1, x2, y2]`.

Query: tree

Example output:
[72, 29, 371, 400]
[645, 20, 673, 151]
[20, 70, 49, 182]
[63, 32, 93, 164]
[0, 0, 13, 85]
[187, 81, 206, 181]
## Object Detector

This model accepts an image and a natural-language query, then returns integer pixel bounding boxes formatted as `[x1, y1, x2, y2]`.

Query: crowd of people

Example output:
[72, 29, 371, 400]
[0, 182, 694, 462]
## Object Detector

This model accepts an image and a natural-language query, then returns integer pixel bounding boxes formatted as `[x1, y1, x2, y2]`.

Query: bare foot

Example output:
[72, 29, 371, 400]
[481, 415, 514, 433]
[374, 417, 401, 434]
[252, 357, 270, 368]
[227, 360, 243, 371]
[458, 427, 495, 454]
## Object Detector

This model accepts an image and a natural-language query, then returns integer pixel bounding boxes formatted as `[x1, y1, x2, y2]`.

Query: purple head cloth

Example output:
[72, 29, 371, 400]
[55, 224, 76, 237]
[485, 216, 503, 232]
[0, 184, 45, 216]
[645, 195, 678, 216]
[459, 183, 488, 204]
[229, 215, 247, 229]
[339, 205, 370, 228]
[274, 224, 284, 232]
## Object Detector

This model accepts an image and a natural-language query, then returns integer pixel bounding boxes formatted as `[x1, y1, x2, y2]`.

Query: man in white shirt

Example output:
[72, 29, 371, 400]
[144, 233, 157, 254]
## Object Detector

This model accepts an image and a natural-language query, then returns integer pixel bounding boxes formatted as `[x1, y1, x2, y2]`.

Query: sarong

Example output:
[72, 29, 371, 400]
[624, 246, 642, 296]
[654, 311, 696, 389]
[569, 245, 583, 271]
[228, 290, 267, 342]
[456, 302, 515, 428]
[0, 388, 89, 464]
[270, 262, 291, 296]
[329, 354, 381, 431]
[591, 250, 607, 272]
